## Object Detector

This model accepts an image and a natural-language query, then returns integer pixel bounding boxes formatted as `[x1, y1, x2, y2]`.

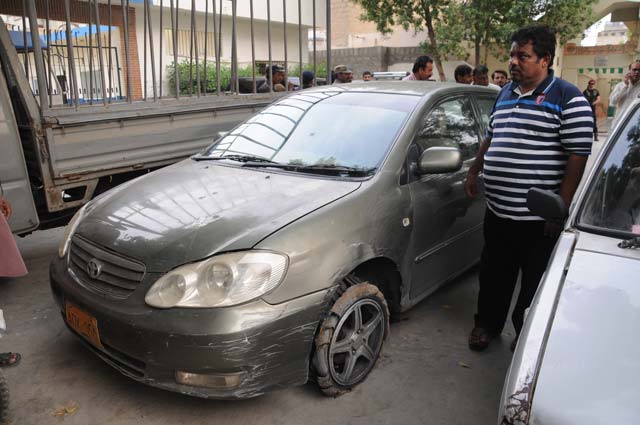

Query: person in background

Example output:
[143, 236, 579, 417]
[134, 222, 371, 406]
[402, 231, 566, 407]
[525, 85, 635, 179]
[583, 79, 601, 141]
[473, 65, 501, 89]
[257, 64, 292, 93]
[466, 25, 593, 352]
[402, 56, 434, 81]
[362, 71, 373, 81]
[302, 70, 315, 89]
[609, 60, 640, 128]
[332, 65, 353, 84]
[0, 192, 26, 368]
[454, 64, 473, 84]
[492, 70, 508, 88]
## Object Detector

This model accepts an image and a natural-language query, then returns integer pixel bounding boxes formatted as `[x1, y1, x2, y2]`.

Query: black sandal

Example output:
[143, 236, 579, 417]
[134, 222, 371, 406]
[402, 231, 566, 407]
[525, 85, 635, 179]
[0, 352, 21, 367]
[468, 327, 493, 351]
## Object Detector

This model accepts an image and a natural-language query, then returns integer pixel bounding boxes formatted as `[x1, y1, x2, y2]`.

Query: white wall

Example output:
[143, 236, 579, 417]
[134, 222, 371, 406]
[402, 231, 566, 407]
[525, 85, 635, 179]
[150, 0, 326, 27]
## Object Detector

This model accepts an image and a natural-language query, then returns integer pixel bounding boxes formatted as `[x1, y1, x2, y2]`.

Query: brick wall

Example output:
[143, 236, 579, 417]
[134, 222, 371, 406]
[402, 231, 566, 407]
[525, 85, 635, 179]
[1, 0, 142, 100]
[323, 45, 424, 77]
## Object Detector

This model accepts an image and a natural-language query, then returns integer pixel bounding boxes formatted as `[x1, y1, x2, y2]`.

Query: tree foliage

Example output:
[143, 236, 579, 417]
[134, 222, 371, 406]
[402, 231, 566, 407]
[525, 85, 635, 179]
[352, 0, 597, 75]
[352, 0, 454, 81]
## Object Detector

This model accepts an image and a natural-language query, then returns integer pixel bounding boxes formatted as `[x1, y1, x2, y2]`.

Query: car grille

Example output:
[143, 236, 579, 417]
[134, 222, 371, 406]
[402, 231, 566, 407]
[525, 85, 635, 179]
[68, 235, 146, 299]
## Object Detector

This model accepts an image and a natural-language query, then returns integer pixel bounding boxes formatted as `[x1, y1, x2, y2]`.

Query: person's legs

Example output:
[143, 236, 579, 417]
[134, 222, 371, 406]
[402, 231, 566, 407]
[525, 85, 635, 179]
[511, 222, 558, 335]
[470, 209, 520, 350]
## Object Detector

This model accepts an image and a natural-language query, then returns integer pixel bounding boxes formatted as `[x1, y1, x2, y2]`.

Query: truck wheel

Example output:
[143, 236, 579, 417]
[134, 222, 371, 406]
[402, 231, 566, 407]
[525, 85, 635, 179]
[0, 371, 8, 425]
[313, 281, 389, 397]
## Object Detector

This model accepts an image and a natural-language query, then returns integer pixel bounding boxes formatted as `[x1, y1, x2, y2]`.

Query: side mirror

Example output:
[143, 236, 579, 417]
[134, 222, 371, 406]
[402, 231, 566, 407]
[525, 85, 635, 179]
[526, 188, 568, 220]
[417, 147, 462, 175]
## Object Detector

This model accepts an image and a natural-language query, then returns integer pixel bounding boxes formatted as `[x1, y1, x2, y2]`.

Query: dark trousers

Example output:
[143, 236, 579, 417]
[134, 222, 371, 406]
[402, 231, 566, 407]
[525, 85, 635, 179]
[592, 106, 598, 137]
[475, 208, 558, 336]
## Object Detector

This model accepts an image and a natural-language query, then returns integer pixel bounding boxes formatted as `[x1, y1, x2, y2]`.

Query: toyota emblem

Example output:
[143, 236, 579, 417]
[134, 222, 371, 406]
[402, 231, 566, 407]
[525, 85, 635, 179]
[86, 259, 103, 279]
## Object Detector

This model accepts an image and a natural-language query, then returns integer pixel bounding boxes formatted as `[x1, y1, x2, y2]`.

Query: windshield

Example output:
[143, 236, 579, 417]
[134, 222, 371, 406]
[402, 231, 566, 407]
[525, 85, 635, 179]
[202, 91, 419, 174]
[579, 106, 640, 236]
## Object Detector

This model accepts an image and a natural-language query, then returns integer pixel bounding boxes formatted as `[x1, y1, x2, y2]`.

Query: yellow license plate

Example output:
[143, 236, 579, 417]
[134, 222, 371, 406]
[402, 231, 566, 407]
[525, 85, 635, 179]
[65, 303, 104, 349]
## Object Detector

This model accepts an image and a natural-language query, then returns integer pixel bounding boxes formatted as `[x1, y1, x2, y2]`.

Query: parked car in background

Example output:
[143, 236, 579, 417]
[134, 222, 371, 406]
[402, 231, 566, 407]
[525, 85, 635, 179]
[50, 82, 498, 399]
[499, 99, 640, 424]
[372, 71, 410, 81]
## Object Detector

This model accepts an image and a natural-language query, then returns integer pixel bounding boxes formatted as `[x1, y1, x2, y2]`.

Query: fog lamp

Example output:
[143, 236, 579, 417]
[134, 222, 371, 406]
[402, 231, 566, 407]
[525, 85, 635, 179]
[175, 370, 247, 389]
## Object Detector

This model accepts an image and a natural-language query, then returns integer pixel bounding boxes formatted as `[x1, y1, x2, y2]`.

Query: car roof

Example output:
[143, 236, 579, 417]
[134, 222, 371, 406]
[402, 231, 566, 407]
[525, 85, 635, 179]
[302, 81, 500, 98]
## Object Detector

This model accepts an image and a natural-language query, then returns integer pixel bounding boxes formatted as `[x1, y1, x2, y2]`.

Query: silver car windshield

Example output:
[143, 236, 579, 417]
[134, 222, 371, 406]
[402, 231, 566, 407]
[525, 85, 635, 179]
[202, 91, 419, 174]
[579, 106, 640, 236]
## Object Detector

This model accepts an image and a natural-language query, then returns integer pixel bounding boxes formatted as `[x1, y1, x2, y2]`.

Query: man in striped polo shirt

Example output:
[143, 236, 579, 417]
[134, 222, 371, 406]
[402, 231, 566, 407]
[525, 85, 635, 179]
[466, 25, 593, 351]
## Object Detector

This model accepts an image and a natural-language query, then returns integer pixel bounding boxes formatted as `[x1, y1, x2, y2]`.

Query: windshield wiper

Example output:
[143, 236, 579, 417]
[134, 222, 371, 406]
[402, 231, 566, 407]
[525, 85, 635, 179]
[192, 154, 280, 164]
[242, 162, 376, 177]
[618, 236, 640, 249]
[296, 164, 376, 176]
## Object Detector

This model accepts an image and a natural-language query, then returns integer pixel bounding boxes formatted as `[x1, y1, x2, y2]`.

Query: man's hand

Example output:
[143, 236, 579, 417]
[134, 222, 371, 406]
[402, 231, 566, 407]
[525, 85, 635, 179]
[624, 72, 632, 85]
[0, 197, 12, 220]
[544, 220, 563, 238]
[465, 169, 480, 198]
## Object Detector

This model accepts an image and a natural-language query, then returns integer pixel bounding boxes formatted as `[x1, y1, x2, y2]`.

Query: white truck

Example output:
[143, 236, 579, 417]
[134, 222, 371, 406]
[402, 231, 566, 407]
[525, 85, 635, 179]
[0, 1, 330, 234]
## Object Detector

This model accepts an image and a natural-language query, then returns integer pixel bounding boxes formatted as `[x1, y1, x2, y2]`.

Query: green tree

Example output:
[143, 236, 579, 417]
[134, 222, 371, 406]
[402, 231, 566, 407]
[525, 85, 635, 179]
[459, 0, 597, 65]
[352, 0, 454, 81]
[353, 0, 596, 76]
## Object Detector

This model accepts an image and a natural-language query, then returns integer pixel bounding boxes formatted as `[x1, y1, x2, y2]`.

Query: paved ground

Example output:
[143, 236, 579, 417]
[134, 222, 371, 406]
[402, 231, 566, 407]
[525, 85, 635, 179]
[0, 124, 608, 425]
[1, 227, 513, 425]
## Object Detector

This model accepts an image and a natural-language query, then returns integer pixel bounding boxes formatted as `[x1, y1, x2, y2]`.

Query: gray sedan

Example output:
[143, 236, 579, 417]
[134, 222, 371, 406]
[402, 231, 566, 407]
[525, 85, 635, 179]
[50, 82, 498, 399]
[499, 99, 640, 424]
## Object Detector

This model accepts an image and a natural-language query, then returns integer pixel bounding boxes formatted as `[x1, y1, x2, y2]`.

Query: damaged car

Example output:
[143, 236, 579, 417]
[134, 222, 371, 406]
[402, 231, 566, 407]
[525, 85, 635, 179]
[499, 99, 640, 424]
[50, 82, 498, 399]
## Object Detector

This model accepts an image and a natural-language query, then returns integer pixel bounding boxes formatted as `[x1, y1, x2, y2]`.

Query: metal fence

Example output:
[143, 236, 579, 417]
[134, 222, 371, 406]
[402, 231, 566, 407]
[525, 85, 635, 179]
[2, 0, 331, 110]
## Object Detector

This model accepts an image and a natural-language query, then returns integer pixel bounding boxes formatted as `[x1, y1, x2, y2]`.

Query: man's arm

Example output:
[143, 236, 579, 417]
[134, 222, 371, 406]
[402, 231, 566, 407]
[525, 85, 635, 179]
[542, 154, 588, 237]
[465, 136, 491, 198]
[558, 154, 588, 209]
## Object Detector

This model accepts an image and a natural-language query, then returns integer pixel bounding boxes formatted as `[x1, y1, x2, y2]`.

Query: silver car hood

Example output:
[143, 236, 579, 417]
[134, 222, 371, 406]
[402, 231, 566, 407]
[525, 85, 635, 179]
[75, 159, 361, 271]
[531, 232, 640, 425]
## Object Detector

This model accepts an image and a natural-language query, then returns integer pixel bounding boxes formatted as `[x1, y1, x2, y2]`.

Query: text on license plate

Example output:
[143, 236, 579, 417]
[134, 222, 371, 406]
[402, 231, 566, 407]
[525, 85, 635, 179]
[65, 303, 103, 349]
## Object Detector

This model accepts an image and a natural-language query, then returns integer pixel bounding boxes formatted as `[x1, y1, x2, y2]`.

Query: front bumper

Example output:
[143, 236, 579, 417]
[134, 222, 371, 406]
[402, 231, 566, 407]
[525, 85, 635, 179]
[50, 257, 329, 399]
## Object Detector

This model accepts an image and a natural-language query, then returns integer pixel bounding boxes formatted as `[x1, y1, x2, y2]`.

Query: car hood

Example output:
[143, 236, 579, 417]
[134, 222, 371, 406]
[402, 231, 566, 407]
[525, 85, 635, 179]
[75, 160, 361, 271]
[530, 232, 640, 425]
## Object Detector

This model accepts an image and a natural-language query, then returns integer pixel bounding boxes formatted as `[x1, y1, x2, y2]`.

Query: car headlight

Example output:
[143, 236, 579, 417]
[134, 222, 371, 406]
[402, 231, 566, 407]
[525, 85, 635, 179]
[145, 251, 288, 308]
[57, 204, 88, 258]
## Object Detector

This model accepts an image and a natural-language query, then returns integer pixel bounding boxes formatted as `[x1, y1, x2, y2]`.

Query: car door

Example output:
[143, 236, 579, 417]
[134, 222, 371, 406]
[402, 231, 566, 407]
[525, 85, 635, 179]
[407, 94, 485, 299]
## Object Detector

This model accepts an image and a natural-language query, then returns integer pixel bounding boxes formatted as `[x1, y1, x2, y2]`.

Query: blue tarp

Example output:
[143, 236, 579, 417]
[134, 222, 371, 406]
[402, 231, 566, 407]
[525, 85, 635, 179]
[9, 25, 116, 49]
[8, 30, 47, 51]
[48, 25, 115, 42]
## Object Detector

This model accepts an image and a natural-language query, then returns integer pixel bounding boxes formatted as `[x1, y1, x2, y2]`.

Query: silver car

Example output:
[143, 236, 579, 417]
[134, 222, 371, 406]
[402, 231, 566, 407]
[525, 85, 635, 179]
[50, 82, 498, 399]
[499, 100, 640, 424]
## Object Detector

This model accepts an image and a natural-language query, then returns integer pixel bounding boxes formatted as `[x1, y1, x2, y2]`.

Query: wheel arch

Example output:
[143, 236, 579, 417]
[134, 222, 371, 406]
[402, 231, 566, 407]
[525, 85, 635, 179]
[350, 256, 403, 315]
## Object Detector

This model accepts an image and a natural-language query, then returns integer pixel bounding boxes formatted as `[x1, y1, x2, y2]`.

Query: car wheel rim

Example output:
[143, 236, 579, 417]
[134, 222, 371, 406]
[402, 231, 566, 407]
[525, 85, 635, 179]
[328, 298, 385, 387]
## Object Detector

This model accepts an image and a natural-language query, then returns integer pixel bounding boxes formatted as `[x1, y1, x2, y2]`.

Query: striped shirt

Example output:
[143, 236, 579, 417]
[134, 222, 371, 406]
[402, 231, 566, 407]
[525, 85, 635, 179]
[484, 71, 593, 220]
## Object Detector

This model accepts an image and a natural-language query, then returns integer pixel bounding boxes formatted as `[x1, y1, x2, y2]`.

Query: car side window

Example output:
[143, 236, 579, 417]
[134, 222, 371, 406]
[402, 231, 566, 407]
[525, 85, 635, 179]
[414, 96, 480, 161]
[476, 96, 496, 131]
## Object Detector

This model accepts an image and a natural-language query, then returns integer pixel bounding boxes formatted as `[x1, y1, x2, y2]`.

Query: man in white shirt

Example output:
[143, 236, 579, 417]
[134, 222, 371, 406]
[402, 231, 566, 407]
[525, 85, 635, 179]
[402, 56, 434, 81]
[609, 60, 640, 127]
